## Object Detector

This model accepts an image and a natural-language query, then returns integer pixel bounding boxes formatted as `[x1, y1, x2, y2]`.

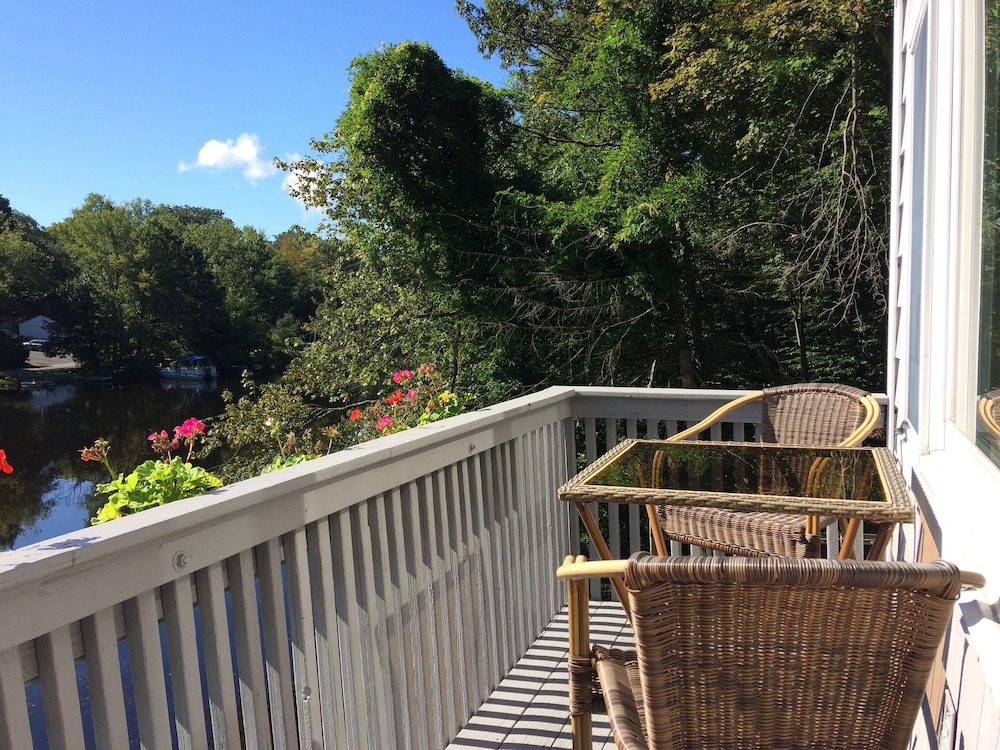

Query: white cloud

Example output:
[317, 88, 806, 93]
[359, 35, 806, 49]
[179, 133, 277, 183]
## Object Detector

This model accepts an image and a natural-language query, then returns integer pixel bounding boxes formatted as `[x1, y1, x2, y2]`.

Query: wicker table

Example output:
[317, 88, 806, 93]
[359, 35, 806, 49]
[560, 440, 914, 603]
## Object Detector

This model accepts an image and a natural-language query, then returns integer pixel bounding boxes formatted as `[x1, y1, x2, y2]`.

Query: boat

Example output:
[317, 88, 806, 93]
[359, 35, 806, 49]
[159, 355, 218, 381]
[160, 378, 219, 399]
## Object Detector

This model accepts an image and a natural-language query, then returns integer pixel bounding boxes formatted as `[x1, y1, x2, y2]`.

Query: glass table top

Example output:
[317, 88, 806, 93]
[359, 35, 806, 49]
[559, 440, 914, 522]
[584, 441, 886, 502]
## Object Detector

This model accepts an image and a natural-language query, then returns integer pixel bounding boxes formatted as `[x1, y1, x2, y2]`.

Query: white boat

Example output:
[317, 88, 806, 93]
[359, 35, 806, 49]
[159, 355, 218, 381]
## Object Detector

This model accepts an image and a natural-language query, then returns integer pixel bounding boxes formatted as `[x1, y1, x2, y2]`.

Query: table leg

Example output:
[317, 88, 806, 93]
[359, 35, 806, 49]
[867, 523, 896, 560]
[805, 514, 818, 537]
[576, 503, 631, 618]
[839, 518, 861, 560]
[646, 504, 669, 556]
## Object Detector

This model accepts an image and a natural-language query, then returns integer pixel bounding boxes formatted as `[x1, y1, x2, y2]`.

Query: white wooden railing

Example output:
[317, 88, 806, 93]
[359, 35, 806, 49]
[0, 386, 882, 749]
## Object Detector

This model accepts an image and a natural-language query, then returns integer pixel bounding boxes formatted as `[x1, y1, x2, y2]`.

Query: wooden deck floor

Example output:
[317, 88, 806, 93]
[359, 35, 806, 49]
[447, 602, 632, 750]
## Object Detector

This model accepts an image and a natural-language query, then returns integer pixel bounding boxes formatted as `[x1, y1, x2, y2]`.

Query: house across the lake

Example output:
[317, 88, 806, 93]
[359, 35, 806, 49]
[16, 315, 52, 342]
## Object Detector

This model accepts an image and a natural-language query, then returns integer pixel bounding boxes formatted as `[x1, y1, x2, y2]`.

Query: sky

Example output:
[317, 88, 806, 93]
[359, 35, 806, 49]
[1, 1, 507, 239]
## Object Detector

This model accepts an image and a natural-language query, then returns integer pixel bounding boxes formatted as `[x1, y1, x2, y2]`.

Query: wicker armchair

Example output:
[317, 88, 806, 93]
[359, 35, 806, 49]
[559, 553, 983, 750]
[649, 383, 881, 559]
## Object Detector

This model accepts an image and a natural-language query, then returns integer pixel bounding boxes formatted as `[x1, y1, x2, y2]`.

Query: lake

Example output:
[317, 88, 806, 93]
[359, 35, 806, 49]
[0, 379, 230, 550]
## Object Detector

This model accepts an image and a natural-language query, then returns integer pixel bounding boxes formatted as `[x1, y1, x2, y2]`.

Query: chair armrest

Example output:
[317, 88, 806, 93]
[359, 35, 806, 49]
[557, 557, 627, 581]
[839, 394, 882, 446]
[961, 570, 987, 589]
[668, 391, 764, 442]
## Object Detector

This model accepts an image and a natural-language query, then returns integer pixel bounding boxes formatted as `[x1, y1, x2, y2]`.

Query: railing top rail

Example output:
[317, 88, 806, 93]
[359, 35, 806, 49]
[0, 385, 577, 652]
[567, 386, 888, 421]
[0, 385, 886, 652]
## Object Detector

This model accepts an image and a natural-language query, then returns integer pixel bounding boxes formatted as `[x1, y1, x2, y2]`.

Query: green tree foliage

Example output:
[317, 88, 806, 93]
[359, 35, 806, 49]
[282, 1, 890, 394]
[209, 245, 522, 481]
[283, 43, 520, 302]
[0, 335, 26, 369]
[0, 195, 63, 326]
[651, 0, 892, 380]
[47, 195, 331, 375]
[48, 195, 222, 374]
[48, 195, 151, 372]
[459, 0, 891, 387]
[283, 252, 520, 405]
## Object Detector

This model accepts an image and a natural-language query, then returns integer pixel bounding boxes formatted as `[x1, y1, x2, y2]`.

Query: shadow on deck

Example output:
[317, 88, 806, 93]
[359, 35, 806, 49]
[449, 602, 632, 750]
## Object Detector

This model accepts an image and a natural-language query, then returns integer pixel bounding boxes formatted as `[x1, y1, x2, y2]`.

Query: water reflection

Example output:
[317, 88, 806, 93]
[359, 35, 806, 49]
[0, 381, 228, 551]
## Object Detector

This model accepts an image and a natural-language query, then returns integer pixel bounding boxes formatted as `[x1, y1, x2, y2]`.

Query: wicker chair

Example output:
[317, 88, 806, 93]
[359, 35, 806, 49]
[649, 383, 881, 559]
[559, 553, 983, 750]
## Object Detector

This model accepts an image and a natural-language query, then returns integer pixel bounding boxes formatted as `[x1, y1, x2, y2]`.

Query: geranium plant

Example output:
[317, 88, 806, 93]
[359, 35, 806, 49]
[85, 417, 222, 524]
[345, 363, 463, 441]
[259, 426, 340, 474]
[257, 364, 465, 473]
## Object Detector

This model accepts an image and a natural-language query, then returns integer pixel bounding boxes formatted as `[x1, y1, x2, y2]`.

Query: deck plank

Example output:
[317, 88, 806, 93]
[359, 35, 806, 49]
[448, 602, 631, 749]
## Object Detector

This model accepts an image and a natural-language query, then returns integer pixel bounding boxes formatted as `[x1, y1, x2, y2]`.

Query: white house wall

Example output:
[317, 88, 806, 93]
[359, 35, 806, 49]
[16, 315, 52, 341]
[891, 1, 1000, 746]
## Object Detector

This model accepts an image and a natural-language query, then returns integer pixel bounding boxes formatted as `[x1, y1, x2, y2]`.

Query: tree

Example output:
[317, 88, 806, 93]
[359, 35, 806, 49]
[279, 0, 891, 395]
[0, 195, 62, 326]
[48, 195, 332, 376]
[48, 195, 152, 372]
[208, 0, 896, 477]
[650, 0, 892, 380]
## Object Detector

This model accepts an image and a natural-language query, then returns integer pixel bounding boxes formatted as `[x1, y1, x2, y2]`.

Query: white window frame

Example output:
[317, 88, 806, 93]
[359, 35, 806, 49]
[891, 0, 1000, 698]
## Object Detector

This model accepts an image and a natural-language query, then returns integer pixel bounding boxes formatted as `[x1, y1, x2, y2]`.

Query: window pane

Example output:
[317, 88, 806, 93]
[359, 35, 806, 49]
[909, 19, 929, 433]
[977, 3, 1000, 463]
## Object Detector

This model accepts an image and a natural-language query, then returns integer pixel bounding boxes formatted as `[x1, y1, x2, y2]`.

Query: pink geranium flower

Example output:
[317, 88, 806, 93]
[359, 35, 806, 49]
[376, 415, 393, 432]
[175, 417, 206, 439]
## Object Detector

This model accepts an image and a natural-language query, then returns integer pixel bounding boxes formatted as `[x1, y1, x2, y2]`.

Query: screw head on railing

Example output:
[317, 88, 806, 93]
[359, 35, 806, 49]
[172, 552, 192, 571]
[301, 687, 312, 702]
[468, 443, 476, 454]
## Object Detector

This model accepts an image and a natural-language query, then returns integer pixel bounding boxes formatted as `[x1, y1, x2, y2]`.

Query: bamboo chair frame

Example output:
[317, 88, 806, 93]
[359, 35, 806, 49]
[558, 553, 984, 750]
[646, 383, 881, 560]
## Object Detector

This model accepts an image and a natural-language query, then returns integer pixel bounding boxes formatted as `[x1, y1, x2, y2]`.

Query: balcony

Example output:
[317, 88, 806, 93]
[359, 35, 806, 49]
[0, 386, 995, 749]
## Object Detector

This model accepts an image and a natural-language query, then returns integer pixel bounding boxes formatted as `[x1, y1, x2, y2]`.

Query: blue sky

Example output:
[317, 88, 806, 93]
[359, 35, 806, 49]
[2, 1, 507, 238]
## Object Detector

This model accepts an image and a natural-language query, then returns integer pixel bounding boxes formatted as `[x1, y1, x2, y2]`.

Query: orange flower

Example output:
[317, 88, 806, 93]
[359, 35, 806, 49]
[349, 408, 361, 421]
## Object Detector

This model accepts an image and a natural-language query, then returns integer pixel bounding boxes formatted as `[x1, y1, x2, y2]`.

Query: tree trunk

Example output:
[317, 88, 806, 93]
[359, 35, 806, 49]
[790, 294, 810, 382]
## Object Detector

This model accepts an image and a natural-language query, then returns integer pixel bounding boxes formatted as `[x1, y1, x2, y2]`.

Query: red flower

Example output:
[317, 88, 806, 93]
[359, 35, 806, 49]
[385, 390, 404, 405]
[0, 449, 12, 474]
[349, 408, 361, 421]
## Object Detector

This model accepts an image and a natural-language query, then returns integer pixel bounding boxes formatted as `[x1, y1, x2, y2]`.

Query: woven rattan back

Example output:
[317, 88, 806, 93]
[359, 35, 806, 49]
[623, 552, 962, 750]
[759, 382, 873, 445]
